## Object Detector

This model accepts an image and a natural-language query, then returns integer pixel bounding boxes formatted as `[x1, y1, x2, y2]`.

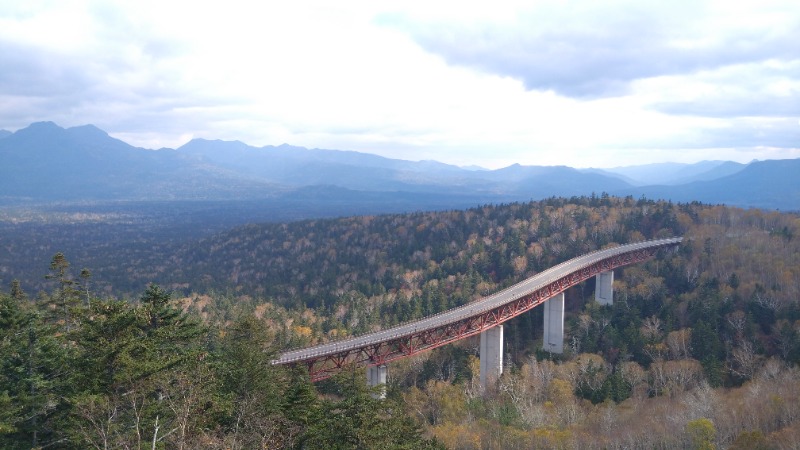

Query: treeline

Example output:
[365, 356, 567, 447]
[164, 195, 679, 312]
[4, 195, 800, 448]
[394, 353, 800, 448]
[169, 196, 800, 448]
[166, 197, 798, 359]
[0, 260, 441, 449]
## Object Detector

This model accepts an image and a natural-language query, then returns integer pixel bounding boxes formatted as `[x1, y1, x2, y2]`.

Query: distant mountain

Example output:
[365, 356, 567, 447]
[0, 123, 636, 205]
[0, 129, 11, 139]
[0, 122, 797, 211]
[599, 161, 745, 186]
[624, 159, 800, 210]
[0, 122, 282, 201]
[482, 164, 630, 197]
[580, 168, 639, 185]
[177, 138, 482, 193]
[669, 161, 746, 185]
[177, 139, 634, 197]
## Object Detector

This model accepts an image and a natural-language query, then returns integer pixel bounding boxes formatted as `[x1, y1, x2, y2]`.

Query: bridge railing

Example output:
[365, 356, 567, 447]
[275, 237, 682, 365]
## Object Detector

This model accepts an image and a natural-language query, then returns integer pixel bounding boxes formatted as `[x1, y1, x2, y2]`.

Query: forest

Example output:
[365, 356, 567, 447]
[2, 195, 800, 448]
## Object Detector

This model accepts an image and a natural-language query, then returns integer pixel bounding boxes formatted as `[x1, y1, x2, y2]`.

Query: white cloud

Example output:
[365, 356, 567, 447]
[0, 0, 798, 168]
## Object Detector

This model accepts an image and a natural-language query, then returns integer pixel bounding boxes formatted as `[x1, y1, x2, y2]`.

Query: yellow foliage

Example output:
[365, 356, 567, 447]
[424, 380, 467, 425]
[293, 325, 312, 337]
[686, 417, 716, 450]
[513, 255, 528, 274]
[547, 378, 574, 404]
[431, 423, 481, 449]
[532, 427, 572, 449]
[327, 328, 348, 339]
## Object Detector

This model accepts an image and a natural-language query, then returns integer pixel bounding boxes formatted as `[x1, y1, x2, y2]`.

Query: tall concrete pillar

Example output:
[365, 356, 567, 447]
[479, 325, 503, 390]
[595, 270, 614, 306]
[542, 292, 565, 354]
[367, 364, 387, 399]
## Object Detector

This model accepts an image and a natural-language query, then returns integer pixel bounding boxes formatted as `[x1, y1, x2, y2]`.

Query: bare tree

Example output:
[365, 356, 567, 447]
[729, 341, 760, 381]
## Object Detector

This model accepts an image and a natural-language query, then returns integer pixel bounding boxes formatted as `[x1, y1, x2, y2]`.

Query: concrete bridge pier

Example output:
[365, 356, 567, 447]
[595, 270, 614, 305]
[367, 364, 387, 399]
[541, 272, 615, 355]
[542, 292, 565, 354]
[479, 325, 504, 390]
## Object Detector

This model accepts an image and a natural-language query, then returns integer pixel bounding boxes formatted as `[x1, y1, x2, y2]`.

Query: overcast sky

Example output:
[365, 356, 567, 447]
[1, 0, 798, 169]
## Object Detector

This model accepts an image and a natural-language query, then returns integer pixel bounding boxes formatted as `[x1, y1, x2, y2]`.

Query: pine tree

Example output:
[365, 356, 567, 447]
[217, 315, 291, 448]
[68, 286, 209, 448]
[0, 288, 69, 448]
[9, 280, 25, 302]
[138, 284, 205, 377]
[303, 371, 443, 449]
[43, 252, 81, 331]
[283, 367, 318, 428]
[79, 268, 91, 305]
[0, 292, 24, 440]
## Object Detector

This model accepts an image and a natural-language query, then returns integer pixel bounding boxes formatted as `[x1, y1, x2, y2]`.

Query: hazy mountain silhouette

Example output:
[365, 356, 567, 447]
[178, 138, 488, 193]
[0, 122, 281, 201]
[1, 122, 796, 210]
[482, 164, 630, 197]
[595, 161, 746, 186]
[629, 159, 800, 210]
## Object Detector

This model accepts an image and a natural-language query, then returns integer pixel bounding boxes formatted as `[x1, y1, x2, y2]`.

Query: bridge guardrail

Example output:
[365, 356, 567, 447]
[274, 237, 682, 365]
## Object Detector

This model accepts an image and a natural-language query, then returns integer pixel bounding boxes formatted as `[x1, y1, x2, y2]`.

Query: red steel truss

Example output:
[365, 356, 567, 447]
[276, 239, 679, 381]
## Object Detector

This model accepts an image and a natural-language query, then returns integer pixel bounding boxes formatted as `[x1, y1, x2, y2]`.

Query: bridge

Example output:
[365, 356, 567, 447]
[274, 237, 682, 391]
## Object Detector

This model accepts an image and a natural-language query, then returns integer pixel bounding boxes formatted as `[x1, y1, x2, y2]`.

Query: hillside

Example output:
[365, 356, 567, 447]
[2, 122, 798, 210]
[0, 122, 282, 201]
[3, 196, 800, 448]
[0, 122, 627, 204]
[631, 159, 800, 209]
[599, 160, 746, 186]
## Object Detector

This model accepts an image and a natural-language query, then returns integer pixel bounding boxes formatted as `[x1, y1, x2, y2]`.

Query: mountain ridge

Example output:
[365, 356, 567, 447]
[0, 122, 282, 201]
[0, 122, 797, 211]
[629, 158, 800, 209]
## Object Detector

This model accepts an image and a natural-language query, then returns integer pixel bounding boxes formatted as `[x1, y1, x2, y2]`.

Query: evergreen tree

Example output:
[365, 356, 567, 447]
[303, 372, 443, 449]
[0, 292, 25, 441]
[67, 285, 208, 448]
[138, 284, 205, 376]
[79, 268, 91, 305]
[283, 367, 318, 429]
[217, 314, 291, 448]
[9, 280, 25, 302]
[43, 252, 81, 331]
[0, 289, 69, 448]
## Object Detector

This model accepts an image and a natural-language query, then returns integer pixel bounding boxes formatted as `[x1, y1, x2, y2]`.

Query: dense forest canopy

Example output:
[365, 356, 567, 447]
[2, 195, 800, 448]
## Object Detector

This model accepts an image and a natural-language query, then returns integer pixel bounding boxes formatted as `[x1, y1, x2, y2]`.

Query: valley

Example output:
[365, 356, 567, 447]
[2, 123, 800, 448]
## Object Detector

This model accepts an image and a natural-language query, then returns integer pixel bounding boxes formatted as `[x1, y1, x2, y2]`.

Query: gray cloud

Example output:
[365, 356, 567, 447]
[0, 39, 101, 130]
[649, 62, 800, 118]
[0, 41, 94, 97]
[665, 118, 800, 150]
[2, 3, 797, 166]
[654, 94, 800, 119]
[388, 6, 800, 99]
[0, 13, 219, 139]
[709, 118, 800, 149]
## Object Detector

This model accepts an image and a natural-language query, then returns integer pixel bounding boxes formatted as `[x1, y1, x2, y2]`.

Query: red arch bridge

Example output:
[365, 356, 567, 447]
[273, 237, 682, 390]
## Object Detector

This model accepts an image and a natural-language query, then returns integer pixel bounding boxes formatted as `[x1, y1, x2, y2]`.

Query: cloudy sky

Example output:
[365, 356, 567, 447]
[1, 0, 798, 168]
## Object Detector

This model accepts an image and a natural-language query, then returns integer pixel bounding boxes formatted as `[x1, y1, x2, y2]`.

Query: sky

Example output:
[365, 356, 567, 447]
[1, 0, 798, 169]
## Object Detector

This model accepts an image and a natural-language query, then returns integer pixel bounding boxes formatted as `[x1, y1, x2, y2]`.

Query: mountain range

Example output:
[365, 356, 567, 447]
[1, 121, 798, 211]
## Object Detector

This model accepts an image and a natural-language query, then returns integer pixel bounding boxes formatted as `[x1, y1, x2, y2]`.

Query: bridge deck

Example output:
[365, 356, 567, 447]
[274, 237, 682, 369]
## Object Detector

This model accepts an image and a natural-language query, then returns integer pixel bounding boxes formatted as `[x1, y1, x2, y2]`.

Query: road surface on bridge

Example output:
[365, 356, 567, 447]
[274, 237, 682, 380]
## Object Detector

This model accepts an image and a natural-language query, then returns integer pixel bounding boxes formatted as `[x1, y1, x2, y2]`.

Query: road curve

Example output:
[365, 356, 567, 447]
[274, 237, 682, 366]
